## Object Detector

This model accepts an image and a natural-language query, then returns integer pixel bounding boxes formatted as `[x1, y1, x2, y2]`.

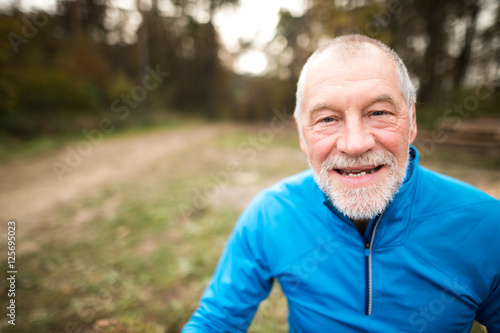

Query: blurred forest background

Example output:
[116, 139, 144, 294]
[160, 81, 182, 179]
[1, 0, 500, 143]
[1, 1, 500, 332]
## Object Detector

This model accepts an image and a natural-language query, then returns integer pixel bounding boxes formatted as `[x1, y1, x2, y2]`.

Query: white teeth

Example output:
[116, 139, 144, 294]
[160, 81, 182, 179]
[347, 172, 366, 177]
[341, 168, 378, 177]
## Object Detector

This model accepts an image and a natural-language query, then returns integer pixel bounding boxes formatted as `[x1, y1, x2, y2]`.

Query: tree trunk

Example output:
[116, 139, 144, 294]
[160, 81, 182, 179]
[416, 1, 447, 104]
[454, 0, 480, 88]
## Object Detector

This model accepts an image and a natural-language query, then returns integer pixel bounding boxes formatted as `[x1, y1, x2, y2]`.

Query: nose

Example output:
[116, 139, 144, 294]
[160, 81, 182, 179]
[336, 116, 375, 157]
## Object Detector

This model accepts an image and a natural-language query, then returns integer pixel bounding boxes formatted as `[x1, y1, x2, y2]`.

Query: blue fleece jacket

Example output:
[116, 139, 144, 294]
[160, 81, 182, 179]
[182, 147, 500, 332]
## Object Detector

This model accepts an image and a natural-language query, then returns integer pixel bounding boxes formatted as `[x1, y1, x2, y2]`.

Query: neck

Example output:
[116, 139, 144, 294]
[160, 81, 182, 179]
[352, 218, 370, 235]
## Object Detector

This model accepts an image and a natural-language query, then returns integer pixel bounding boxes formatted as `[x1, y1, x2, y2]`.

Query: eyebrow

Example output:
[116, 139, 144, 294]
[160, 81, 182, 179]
[308, 103, 335, 114]
[308, 93, 397, 114]
[370, 94, 396, 106]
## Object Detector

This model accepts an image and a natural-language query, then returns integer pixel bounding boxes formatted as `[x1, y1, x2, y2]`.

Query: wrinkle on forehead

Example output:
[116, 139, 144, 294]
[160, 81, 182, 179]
[302, 47, 402, 117]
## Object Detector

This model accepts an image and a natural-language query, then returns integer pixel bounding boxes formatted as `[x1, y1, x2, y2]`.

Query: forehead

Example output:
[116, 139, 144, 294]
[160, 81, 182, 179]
[304, 45, 400, 100]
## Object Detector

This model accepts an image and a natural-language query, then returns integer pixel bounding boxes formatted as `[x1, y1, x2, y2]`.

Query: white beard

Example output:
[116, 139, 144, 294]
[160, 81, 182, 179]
[313, 149, 409, 221]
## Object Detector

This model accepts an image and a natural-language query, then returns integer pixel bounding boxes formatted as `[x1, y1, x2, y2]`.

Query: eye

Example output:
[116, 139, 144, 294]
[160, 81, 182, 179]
[371, 111, 387, 116]
[320, 117, 336, 123]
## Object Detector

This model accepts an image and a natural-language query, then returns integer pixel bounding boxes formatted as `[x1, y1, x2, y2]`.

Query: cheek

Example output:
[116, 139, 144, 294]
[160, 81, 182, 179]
[374, 128, 410, 159]
[305, 134, 338, 167]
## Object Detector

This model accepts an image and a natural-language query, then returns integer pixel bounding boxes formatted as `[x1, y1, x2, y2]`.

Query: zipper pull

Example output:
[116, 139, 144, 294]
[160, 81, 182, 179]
[364, 242, 371, 256]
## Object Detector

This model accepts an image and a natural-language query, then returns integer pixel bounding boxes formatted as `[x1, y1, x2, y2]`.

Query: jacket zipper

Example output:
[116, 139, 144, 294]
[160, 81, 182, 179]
[322, 199, 384, 316]
[364, 214, 383, 316]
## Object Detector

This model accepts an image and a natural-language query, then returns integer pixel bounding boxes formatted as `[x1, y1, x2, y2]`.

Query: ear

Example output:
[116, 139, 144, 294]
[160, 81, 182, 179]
[295, 117, 308, 154]
[409, 103, 417, 145]
[299, 135, 308, 154]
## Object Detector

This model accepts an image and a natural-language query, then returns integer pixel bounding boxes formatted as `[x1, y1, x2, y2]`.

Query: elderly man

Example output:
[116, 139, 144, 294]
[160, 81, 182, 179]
[182, 35, 500, 332]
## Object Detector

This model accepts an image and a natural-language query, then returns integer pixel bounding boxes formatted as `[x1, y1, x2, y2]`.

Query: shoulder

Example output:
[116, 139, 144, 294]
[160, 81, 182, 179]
[415, 165, 499, 213]
[233, 170, 332, 271]
[411, 165, 500, 244]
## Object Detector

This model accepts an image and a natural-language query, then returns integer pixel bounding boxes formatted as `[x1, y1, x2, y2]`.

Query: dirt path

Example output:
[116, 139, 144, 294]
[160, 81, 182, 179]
[0, 124, 230, 239]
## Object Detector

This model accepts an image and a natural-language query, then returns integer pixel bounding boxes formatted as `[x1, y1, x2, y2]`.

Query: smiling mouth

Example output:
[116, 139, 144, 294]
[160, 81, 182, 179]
[335, 165, 383, 178]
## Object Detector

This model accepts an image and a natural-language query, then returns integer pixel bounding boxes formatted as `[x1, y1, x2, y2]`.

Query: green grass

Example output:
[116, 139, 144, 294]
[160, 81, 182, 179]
[0, 123, 493, 332]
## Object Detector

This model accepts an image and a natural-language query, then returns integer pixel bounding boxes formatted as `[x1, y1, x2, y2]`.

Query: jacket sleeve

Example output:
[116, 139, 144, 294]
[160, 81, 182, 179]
[182, 195, 274, 332]
[475, 206, 500, 333]
[476, 276, 500, 332]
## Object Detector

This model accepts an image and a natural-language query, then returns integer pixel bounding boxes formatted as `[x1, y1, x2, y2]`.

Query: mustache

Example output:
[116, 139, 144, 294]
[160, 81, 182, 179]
[321, 150, 397, 170]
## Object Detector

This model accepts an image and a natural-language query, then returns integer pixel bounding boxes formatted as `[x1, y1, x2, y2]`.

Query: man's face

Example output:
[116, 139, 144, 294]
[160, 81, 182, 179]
[298, 46, 417, 221]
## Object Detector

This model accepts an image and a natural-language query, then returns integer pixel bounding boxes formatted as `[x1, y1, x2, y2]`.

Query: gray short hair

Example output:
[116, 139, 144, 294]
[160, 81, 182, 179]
[294, 34, 417, 127]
